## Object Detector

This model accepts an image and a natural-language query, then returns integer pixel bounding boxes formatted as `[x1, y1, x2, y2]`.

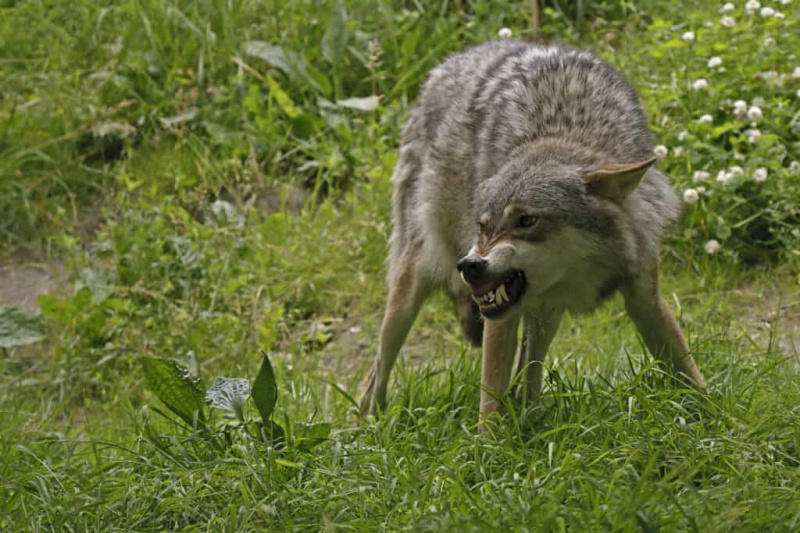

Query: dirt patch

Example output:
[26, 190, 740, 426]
[0, 259, 66, 312]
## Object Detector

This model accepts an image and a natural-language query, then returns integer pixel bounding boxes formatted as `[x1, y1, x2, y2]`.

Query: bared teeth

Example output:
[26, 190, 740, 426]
[496, 284, 508, 303]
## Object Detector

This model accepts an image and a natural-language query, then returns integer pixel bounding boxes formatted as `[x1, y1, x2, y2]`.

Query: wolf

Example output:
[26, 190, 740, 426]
[358, 41, 707, 432]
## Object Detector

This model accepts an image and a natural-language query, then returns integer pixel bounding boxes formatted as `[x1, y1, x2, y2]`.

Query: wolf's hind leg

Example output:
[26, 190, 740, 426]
[622, 269, 707, 391]
[514, 308, 563, 403]
[359, 251, 431, 416]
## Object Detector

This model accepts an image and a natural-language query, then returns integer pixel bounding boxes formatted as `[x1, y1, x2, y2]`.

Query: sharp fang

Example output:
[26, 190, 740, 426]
[496, 284, 508, 303]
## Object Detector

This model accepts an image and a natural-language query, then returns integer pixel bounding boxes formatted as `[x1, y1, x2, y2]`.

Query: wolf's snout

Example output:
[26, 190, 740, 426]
[457, 255, 488, 284]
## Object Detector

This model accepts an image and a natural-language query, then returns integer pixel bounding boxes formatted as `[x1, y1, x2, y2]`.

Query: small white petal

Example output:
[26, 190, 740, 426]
[654, 145, 668, 159]
[760, 6, 775, 17]
[698, 114, 713, 124]
[681, 31, 696, 42]
[683, 188, 700, 204]
[721, 16, 736, 27]
[693, 170, 710, 182]
[747, 106, 763, 122]
[708, 57, 723, 68]
[498, 27, 513, 39]
[728, 166, 744, 177]
[692, 79, 709, 90]
[721, 2, 735, 11]
[752, 167, 768, 183]
[705, 240, 722, 255]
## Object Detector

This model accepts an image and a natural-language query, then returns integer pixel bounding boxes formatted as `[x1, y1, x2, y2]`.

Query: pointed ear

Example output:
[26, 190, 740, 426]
[582, 157, 656, 201]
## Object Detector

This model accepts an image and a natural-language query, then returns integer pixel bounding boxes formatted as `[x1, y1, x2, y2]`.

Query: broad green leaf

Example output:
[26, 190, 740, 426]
[0, 306, 43, 349]
[336, 96, 380, 112]
[205, 376, 251, 420]
[252, 351, 278, 424]
[266, 75, 299, 118]
[141, 357, 206, 426]
[712, 122, 738, 139]
[244, 42, 295, 72]
[321, 3, 348, 68]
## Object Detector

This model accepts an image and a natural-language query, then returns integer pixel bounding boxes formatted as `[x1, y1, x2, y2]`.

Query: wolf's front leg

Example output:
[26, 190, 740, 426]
[479, 315, 520, 434]
[622, 270, 707, 391]
[515, 309, 563, 403]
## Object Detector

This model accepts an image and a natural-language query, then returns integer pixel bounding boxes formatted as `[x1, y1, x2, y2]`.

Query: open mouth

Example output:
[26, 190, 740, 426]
[471, 270, 526, 318]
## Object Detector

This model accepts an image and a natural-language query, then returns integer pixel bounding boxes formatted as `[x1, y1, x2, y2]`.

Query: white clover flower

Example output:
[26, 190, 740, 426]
[681, 31, 696, 42]
[734, 152, 746, 161]
[705, 240, 722, 255]
[728, 166, 744, 177]
[747, 106, 763, 122]
[692, 79, 709, 90]
[752, 167, 768, 183]
[764, 37, 776, 48]
[752, 97, 766, 106]
[745, 0, 761, 13]
[797, 89, 800, 98]
[760, 6, 775, 17]
[708, 57, 723, 68]
[673, 146, 685, 157]
[653, 144, 668, 159]
[678, 130, 690, 141]
[775, 11, 786, 18]
[498, 27, 513, 39]
[789, 161, 800, 174]
[733, 100, 748, 117]
[760, 71, 779, 82]
[696, 186, 706, 193]
[792, 67, 800, 79]
[780, 0, 792, 5]
[721, 16, 736, 27]
[683, 188, 700, 204]
[747, 128, 762, 143]
[717, 170, 732, 182]
[693, 170, 711, 182]
[698, 114, 713, 124]
[721, 2, 735, 11]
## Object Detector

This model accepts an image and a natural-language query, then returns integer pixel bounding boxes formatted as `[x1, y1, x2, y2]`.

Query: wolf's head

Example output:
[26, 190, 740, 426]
[457, 146, 656, 320]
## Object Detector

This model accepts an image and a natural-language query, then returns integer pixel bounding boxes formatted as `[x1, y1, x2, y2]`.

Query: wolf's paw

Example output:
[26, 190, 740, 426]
[357, 363, 383, 417]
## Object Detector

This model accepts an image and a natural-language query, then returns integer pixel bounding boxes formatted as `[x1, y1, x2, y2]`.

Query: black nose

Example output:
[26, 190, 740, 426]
[457, 256, 488, 284]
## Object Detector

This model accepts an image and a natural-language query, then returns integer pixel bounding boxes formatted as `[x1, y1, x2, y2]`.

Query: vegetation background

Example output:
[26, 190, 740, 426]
[1, 0, 799, 530]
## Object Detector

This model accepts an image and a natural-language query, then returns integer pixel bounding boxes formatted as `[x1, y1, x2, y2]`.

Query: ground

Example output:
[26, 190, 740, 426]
[1, 0, 800, 531]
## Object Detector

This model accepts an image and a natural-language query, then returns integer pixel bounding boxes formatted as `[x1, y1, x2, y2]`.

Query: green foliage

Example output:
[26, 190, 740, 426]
[626, 6, 800, 263]
[141, 356, 207, 426]
[2, 0, 800, 530]
[0, 306, 43, 349]
[252, 351, 278, 424]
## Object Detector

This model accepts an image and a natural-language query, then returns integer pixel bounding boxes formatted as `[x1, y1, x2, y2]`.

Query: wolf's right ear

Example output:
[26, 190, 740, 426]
[582, 157, 656, 202]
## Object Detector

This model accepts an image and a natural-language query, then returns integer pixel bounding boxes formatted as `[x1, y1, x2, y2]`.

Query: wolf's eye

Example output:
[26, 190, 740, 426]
[478, 221, 488, 234]
[518, 215, 538, 228]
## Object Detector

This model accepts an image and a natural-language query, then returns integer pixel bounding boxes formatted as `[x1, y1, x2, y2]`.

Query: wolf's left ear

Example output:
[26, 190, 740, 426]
[582, 157, 656, 201]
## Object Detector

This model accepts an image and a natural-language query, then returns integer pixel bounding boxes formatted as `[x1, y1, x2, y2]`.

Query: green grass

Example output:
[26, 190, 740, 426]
[2, 0, 800, 530]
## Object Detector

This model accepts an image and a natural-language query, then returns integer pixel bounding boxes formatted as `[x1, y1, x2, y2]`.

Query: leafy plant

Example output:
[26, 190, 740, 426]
[141, 351, 329, 450]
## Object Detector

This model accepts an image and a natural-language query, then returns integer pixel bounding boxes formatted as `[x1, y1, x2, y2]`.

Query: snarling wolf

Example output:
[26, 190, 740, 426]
[359, 42, 707, 432]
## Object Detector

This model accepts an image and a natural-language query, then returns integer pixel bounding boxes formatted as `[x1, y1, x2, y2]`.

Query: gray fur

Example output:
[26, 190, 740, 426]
[390, 41, 679, 312]
[359, 42, 704, 419]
